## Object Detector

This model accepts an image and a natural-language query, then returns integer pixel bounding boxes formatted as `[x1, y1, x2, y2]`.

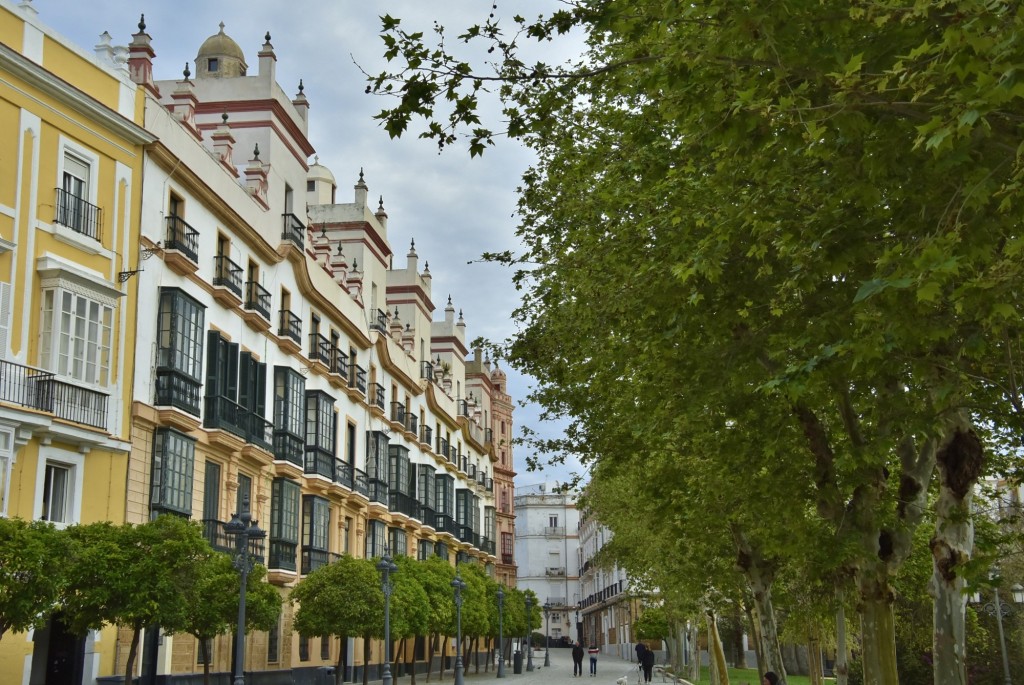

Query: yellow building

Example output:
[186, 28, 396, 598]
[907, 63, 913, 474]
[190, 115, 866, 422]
[0, 1, 153, 681]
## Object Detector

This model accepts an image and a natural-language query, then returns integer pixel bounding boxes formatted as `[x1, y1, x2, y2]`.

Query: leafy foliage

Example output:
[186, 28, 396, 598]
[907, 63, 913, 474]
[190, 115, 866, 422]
[0, 518, 66, 640]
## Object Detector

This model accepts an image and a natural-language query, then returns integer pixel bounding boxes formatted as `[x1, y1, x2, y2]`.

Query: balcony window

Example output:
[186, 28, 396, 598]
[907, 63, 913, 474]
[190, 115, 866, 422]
[417, 465, 435, 511]
[305, 390, 336, 478]
[366, 430, 389, 504]
[278, 309, 302, 344]
[269, 478, 300, 572]
[165, 215, 199, 263]
[55, 150, 100, 240]
[213, 254, 243, 298]
[388, 445, 410, 495]
[150, 428, 195, 516]
[435, 473, 454, 517]
[301, 495, 330, 574]
[205, 332, 270, 448]
[484, 506, 496, 541]
[273, 367, 305, 466]
[434, 541, 449, 562]
[368, 383, 385, 410]
[418, 539, 432, 561]
[245, 280, 272, 320]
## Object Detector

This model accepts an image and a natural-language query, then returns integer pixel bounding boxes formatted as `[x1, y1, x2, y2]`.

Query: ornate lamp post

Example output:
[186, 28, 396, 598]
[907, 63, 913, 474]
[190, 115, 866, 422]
[975, 582, 1024, 685]
[497, 587, 506, 678]
[452, 573, 467, 685]
[377, 546, 399, 685]
[525, 596, 535, 672]
[543, 602, 552, 667]
[224, 494, 266, 685]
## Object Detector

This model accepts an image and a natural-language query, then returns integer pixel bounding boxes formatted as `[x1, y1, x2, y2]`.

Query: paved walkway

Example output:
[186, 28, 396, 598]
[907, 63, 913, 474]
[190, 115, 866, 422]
[456, 647, 644, 685]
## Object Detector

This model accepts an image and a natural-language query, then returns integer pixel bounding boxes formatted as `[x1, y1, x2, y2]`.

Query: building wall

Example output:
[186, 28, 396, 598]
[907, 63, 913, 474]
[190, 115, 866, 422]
[0, 0, 153, 681]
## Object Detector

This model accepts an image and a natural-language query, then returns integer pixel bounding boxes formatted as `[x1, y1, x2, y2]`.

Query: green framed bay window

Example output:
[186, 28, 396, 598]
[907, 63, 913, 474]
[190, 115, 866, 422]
[155, 288, 205, 415]
[388, 527, 407, 557]
[301, 495, 331, 574]
[304, 390, 336, 478]
[434, 540, 449, 561]
[365, 518, 386, 559]
[387, 445, 414, 517]
[273, 367, 305, 466]
[150, 428, 195, 516]
[417, 465, 435, 511]
[418, 539, 432, 561]
[435, 473, 454, 517]
[365, 430, 389, 504]
[269, 478, 300, 571]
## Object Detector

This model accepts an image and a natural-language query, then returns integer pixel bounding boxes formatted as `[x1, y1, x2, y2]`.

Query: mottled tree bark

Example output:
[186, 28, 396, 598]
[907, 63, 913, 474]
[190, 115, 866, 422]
[706, 610, 729, 685]
[834, 591, 848, 685]
[731, 525, 784, 681]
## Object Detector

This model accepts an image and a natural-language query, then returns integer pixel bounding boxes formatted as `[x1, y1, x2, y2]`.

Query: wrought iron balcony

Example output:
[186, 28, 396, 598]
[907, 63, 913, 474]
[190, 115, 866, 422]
[281, 213, 305, 249]
[213, 255, 243, 297]
[301, 547, 330, 575]
[165, 215, 199, 263]
[390, 401, 405, 424]
[457, 524, 475, 545]
[437, 437, 449, 458]
[54, 187, 101, 240]
[405, 412, 418, 434]
[501, 553, 514, 565]
[244, 281, 271, 320]
[370, 308, 388, 332]
[334, 459, 354, 490]
[368, 383, 385, 410]
[468, 463, 477, 479]
[368, 478, 388, 505]
[457, 399, 469, 417]
[204, 394, 272, 450]
[36, 378, 108, 429]
[330, 348, 348, 377]
[278, 309, 302, 344]
[485, 428, 493, 444]
[309, 333, 332, 365]
[154, 369, 201, 416]
[353, 468, 369, 497]
[304, 447, 334, 479]
[389, 491, 420, 518]
[420, 360, 433, 380]
[349, 364, 367, 393]
[546, 566, 567, 577]
[273, 430, 303, 467]
[268, 539, 297, 572]
[0, 359, 54, 413]
[435, 514, 458, 537]
[481, 537, 496, 556]
[420, 424, 432, 446]
[485, 477, 494, 491]
[419, 504, 436, 527]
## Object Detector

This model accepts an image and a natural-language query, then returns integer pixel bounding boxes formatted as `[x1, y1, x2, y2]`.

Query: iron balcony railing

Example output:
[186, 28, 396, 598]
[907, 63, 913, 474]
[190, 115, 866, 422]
[369, 383, 385, 411]
[330, 348, 348, 377]
[435, 514, 458, 537]
[301, 548, 330, 575]
[268, 539, 297, 572]
[165, 215, 199, 263]
[0, 359, 55, 413]
[154, 369, 201, 416]
[349, 364, 367, 393]
[457, 525, 475, 545]
[334, 459, 354, 490]
[54, 188, 101, 240]
[309, 333, 332, 365]
[437, 437, 449, 458]
[501, 553, 514, 565]
[405, 412, 418, 434]
[205, 518, 265, 563]
[244, 281, 271, 320]
[468, 463, 477, 479]
[389, 491, 420, 518]
[368, 478, 388, 505]
[213, 255, 243, 297]
[38, 378, 108, 429]
[485, 477, 494, 491]
[419, 505, 436, 528]
[370, 308, 388, 332]
[204, 395, 273, 450]
[485, 428, 493, 444]
[420, 360, 433, 380]
[304, 447, 334, 479]
[390, 401, 405, 424]
[482, 538, 496, 556]
[457, 399, 469, 417]
[420, 424, 432, 446]
[278, 309, 302, 344]
[281, 213, 305, 249]
[273, 430, 303, 467]
[353, 468, 369, 497]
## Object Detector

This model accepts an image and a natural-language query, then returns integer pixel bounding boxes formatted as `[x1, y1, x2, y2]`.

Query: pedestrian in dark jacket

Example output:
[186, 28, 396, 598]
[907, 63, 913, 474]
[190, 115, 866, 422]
[635, 642, 646, 664]
[572, 642, 585, 677]
[640, 646, 655, 683]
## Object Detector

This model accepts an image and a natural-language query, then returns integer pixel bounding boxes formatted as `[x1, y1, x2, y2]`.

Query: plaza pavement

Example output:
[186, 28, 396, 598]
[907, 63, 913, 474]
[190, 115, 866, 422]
[456, 647, 647, 685]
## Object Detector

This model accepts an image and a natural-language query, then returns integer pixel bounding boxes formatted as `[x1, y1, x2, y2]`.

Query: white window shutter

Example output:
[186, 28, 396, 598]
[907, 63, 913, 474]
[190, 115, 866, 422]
[0, 281, 11, 359]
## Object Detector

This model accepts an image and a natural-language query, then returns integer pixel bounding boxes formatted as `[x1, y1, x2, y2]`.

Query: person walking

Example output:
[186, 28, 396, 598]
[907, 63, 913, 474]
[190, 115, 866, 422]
[635, 642, 646, 664]
[572, 641, 585, 677]
[640, 645, 655, 683]
[588, 644, 599, 676]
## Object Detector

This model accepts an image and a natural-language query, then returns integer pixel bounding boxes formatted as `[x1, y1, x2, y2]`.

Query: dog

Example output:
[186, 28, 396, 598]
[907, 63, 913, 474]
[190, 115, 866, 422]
[616, 677, 629, 685]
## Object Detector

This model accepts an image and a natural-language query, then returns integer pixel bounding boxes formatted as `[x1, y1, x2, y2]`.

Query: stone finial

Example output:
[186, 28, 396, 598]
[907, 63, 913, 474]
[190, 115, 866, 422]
[299, 79, 305, 94]
[253, 143, 261, 161]
[265, 31, 272, 43]
[138, 14, 146, 32]
[222, 111, 229, 124]
[183, 62, 191, 81]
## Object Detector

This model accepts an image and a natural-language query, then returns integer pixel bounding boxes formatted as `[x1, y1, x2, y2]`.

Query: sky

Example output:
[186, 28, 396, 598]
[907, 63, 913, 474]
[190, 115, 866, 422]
[32, 0, 584, 488]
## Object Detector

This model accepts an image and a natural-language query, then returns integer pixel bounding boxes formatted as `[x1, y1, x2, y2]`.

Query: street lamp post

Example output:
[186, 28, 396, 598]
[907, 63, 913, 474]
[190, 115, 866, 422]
[377, 546, 399, 685]
[525, 596, 535, 672]
[224, 494, 266, 685]
[452, 573, 467, 685]
[543, 602, 552, 667]
[974, 580, 1024, 685]
[497, 587, 506, 678]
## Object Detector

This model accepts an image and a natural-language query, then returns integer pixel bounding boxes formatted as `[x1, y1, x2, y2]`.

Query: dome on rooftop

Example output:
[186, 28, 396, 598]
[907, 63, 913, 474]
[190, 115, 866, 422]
[196, 23, 247, 78]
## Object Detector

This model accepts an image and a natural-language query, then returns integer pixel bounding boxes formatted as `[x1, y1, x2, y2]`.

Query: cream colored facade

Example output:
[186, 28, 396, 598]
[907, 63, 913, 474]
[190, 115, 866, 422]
[0, 1, 153, 682]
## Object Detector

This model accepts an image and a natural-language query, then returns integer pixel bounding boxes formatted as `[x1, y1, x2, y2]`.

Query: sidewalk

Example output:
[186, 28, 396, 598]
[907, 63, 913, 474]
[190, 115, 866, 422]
[456, 647, 641, 685]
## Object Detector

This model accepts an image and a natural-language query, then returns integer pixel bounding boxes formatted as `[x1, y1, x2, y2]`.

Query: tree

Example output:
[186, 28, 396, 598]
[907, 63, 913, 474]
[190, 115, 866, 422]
[0, 517, 66, 641]
[170, 553, 282, 685]
[368, 3, 1024, 683]
[291, 555, 382, 685]
[61, 516, 211, 683]
[389, 555, 430, 683]
[417, 556, 456, 680]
